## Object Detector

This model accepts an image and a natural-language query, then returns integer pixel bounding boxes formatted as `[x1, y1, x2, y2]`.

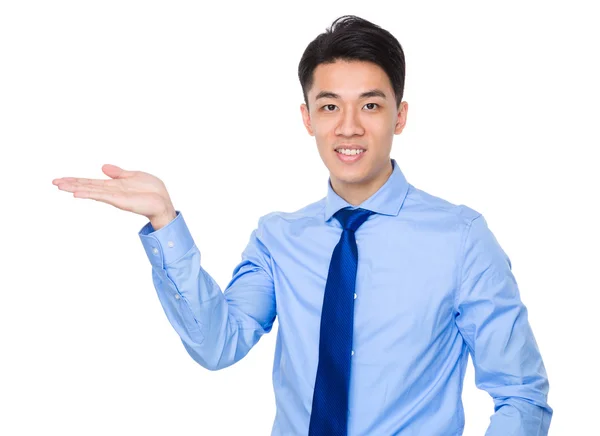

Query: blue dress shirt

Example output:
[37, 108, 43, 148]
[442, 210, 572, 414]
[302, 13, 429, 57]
[138, 158, 552, 435]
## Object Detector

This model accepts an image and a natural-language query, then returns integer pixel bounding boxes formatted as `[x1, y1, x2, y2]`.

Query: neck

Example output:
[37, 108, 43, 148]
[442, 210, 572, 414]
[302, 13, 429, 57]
[331, 160, 394, 206]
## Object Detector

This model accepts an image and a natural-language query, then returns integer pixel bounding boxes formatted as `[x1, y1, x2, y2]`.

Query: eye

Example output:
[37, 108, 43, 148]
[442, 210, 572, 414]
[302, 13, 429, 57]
[322, 104, 338, 112]
[364, 103, 379, 110]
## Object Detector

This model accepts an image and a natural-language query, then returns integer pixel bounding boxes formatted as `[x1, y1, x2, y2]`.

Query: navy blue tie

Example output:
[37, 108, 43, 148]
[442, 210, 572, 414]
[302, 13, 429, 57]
[308, 207, 375, 436]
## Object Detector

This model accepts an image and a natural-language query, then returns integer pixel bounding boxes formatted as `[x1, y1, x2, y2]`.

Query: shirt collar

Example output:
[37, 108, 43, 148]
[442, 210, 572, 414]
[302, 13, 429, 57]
[324, 158, 410, 222]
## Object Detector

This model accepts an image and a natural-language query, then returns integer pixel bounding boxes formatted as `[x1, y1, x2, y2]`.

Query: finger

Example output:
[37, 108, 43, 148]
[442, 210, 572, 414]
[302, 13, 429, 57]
[71, 177, 116, 187]
[70, 183, 118, 198]
[56, 182, 119, 195]
[102, 164, 135, 179]
[73, 188, 121, 205]
[52, 177, 77, 185]
[55, 179, 117, 191]
[52, 177, 120, 187]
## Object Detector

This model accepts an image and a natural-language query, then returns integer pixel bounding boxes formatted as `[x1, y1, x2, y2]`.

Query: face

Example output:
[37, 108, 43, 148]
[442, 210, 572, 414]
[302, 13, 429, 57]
[300, 60, 408, 204]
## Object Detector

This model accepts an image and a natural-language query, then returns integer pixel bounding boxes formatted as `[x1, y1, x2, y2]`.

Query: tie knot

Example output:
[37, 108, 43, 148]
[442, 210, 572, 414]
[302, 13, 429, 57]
[333, 207, 375, 232]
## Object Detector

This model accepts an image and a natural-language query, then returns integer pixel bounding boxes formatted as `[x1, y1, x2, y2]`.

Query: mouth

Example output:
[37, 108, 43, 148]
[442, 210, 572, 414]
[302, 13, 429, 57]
[334, 147, 367, 163]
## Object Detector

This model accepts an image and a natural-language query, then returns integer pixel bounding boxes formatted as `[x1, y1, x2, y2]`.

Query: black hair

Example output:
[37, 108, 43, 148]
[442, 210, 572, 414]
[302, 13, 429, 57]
[298, 15, 406, 111]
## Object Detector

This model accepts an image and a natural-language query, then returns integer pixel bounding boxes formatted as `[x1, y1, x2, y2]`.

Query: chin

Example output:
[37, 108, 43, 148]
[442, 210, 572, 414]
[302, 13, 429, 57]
[329, 166, 371, 186]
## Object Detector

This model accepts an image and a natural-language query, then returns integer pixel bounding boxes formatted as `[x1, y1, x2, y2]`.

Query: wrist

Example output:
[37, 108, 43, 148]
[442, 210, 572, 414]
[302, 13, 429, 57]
[150, 207, 176, 231]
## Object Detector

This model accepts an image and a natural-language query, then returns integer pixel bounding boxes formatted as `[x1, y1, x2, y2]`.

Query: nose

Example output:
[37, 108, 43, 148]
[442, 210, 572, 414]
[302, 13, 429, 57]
[335, 106, 365, 137]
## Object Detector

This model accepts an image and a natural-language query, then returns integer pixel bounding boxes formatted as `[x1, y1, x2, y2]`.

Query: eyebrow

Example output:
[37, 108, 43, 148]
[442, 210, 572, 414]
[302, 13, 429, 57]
[314, 89, 388, 101]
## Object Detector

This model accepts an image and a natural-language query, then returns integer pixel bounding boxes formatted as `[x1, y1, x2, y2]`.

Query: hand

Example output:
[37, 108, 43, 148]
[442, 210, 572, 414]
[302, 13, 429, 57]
[52, 164, 176, 222]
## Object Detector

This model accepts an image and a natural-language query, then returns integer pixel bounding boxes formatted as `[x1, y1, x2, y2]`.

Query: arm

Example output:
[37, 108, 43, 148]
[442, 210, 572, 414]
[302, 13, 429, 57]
[138, 210, 276, 371]
[454, 214, 552, 435]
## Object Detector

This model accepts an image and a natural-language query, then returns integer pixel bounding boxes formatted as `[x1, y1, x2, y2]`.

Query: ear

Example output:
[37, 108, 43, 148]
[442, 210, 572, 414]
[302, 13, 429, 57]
[300, 103, 314, 136]
[394, 101, 409, 135]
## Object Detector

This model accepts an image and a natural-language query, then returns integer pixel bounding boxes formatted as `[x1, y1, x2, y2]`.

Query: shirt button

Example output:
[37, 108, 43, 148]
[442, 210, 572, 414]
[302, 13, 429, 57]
[167, 241, 175, 248]
[174, 294, 180, 300]
[152, 247, 159, 255]
[354, 293, 357, 299]
[351, 350, 355, 356]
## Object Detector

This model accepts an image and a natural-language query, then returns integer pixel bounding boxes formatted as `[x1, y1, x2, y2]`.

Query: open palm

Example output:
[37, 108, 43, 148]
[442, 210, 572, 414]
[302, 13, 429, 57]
[52, 164, 174, 220]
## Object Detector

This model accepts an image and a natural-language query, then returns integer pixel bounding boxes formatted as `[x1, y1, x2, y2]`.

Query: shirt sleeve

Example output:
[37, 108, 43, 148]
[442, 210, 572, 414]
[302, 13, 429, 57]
[454, 214, 553, 435]
[138, 210, 276, 371]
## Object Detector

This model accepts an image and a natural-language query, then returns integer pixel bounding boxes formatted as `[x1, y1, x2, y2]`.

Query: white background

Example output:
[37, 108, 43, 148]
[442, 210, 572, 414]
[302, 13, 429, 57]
[1, 1, 598, 434]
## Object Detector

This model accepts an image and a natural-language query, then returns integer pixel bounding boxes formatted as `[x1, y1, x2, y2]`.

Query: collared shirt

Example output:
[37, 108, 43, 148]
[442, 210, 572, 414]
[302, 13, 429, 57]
[138, 158, 552, 435]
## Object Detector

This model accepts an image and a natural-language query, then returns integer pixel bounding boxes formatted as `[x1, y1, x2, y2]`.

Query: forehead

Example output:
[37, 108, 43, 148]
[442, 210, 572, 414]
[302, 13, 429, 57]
[309, 60, 392, 99]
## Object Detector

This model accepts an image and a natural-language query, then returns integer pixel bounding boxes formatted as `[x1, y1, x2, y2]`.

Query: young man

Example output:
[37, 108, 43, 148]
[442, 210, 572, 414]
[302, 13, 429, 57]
[52, 15, 552, 436]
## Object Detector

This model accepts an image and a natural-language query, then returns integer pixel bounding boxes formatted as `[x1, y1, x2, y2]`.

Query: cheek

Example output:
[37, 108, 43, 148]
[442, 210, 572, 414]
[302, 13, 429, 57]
[312, 117, 334, 134]
[312, 124, 337, 144]
[370, 117, 396, 139]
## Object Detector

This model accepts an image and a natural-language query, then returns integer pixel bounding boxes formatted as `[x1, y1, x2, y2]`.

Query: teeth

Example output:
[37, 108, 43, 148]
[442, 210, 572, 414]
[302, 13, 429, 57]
[336, 149, 365, 155]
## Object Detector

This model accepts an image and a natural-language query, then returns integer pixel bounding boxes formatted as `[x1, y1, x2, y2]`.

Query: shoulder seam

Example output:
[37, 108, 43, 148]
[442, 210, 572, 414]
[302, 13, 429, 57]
[453, 213, 484, 311]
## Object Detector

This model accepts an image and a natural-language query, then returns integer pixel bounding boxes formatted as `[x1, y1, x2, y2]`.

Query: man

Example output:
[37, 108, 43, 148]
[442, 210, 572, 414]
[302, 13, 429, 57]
[52, 14, 552, 435]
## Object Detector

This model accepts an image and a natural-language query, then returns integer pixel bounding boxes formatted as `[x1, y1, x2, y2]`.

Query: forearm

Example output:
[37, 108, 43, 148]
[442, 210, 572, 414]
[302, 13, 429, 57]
[150, 251, 268, 371]
[486, 397, 552, 435]
[139, 211, 276, 371]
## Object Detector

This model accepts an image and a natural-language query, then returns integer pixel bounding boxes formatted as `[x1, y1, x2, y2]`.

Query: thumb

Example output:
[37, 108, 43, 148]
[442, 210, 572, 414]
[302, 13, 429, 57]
[102, 164, 134, 179]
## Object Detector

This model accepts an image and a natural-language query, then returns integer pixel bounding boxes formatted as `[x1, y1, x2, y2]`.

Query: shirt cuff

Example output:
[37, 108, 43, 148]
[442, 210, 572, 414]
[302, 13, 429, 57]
[138, 210, 195, 268]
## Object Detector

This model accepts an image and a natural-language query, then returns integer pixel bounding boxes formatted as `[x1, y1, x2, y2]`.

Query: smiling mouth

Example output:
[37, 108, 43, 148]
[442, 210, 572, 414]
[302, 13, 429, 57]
[335, 149, 366, 156]
[335, 149, 367, 163]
